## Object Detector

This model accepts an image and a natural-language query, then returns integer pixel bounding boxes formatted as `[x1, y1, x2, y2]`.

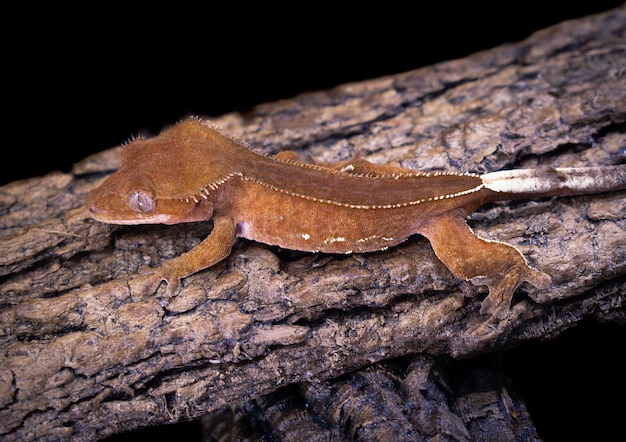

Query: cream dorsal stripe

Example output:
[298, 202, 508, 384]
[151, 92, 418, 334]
[186, 171, 486, 209]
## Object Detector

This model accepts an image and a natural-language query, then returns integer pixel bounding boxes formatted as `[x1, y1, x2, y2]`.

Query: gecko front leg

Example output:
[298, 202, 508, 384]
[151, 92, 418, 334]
[419, 211, 551, 319]
[142, 216, 236, 297]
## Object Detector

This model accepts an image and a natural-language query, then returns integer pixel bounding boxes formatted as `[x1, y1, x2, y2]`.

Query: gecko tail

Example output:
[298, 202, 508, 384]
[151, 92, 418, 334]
[481, 165, 626, 199]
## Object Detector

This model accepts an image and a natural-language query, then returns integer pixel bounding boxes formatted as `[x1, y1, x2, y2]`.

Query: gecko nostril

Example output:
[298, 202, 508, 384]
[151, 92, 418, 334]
[86, 197, 101, 214]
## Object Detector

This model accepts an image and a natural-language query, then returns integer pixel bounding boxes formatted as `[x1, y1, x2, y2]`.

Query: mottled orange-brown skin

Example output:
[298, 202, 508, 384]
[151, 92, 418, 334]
[87, 118, 626, 318]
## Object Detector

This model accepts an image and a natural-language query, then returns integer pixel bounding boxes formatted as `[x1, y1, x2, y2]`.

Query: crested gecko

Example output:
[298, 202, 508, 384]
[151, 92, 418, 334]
[87, 118, 626, 318]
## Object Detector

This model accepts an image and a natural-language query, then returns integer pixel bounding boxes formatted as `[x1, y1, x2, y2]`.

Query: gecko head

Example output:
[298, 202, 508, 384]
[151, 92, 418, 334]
[87, 133, 213, 228]
[86, 117, 241, 225]
[87, 168, 215, 225]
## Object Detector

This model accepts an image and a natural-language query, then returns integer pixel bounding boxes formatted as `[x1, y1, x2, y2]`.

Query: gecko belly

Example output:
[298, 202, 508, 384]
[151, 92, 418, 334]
[234, 196, 420, 254]
[229, 176, 481, 254]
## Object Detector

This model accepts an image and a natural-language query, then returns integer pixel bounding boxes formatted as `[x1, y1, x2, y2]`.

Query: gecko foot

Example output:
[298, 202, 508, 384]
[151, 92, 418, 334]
[136, 265, 182, 298]
[474, 265, 551, 319]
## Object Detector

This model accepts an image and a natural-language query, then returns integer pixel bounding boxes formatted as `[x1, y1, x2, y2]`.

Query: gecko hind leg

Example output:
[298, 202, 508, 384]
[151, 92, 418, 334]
[273, 152, 410, 177]
[419, 212, 551, 319]
[272, 151, 305, 163]
[322, 159, 411, 176]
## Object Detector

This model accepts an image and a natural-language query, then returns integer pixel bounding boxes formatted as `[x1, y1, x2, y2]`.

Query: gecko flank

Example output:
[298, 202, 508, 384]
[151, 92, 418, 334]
[87, 118, 626, 319]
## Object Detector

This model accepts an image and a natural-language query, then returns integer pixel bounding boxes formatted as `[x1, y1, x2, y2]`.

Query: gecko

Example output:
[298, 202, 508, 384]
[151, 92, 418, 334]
[87, 117, 626, 319]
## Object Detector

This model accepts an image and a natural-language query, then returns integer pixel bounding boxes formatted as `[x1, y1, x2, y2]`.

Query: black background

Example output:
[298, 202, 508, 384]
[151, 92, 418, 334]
[5, 3, 624, 185]
[6, 3, 625, 440]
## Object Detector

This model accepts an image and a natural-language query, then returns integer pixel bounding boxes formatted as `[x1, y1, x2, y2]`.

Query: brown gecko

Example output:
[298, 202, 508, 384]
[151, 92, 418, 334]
[87, 117, 626, 318]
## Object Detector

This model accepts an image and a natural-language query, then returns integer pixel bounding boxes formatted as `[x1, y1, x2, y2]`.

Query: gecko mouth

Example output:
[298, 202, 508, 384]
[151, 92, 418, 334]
[86, 194, 154, 225]
[87, 205, 172, 225]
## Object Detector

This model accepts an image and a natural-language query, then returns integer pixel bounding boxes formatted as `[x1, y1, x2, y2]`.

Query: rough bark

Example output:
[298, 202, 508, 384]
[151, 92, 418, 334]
[1, 6, 625, 441]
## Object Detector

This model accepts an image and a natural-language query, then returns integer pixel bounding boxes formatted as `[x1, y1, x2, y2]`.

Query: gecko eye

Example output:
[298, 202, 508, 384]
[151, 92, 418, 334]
[127, 190, 155, 212]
